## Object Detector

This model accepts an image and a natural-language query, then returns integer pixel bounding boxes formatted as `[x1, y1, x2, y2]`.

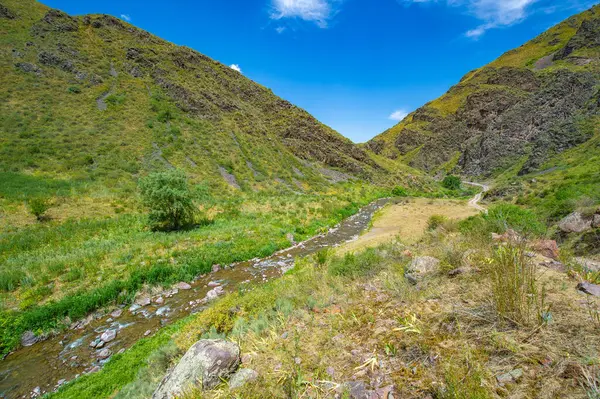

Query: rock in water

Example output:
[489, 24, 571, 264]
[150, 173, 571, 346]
[152, 339, 240, 398]
[100, 329, 117, 343]
[559, 212, 592, 233]
[175, 282, 192, 290]
[228, 368, 258, 389]
[21, 331, 39, 347]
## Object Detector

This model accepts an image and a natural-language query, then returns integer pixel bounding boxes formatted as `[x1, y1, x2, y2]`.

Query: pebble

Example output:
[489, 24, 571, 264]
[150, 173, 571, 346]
[100, 329, 117, 343]
[154, 296, 164, 305]
[144, 330, 152, 336]
[97, 348, 111, 360]
[110, 309, 123, 318]
[175, 282, 192, 290]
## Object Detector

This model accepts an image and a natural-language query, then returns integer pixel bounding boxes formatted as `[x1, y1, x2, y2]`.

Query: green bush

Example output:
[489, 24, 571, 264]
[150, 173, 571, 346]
[459, 204, 546, 239]
[442, 175, 461, 190]
[427, 215, 448, 231]
[67, 86, 81, 94]
[391, 186, 408, 197]
[328, 248, 383, 278]
[26, 197, 52, 221]
[139, 170, 197, 231]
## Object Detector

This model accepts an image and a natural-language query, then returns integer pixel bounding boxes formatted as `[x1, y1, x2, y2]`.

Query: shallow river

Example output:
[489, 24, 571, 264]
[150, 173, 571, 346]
[0, 198, 392, 398]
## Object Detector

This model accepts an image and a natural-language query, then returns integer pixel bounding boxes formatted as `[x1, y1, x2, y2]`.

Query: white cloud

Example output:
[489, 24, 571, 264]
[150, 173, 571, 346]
[400, 0, 540, 38]
[276, 26, 287, 34]
[230, 64, 242, 73]
[389, 109, 409, 121]
[120, 14, 131, 22]
[270, 0, 338, 28]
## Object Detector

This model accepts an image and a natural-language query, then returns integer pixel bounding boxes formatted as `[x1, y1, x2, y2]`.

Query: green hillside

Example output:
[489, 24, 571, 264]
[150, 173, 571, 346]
[0, 0, 420, 201]
[368, 5, 600, 178]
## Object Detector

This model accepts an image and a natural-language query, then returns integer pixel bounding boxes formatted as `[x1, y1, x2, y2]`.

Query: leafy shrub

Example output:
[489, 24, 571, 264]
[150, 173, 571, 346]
[139, 170, 197, 231]
[328, 248, 383, 278]
[67, 86, 81, 94]
[442, 175, 461, 190]
[26, 197, 52, 221]
[459, 204, 546, 239]
[391, 186, 408, 197]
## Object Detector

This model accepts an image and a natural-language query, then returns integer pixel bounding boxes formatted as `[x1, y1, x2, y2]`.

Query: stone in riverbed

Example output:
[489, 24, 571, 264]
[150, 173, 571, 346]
[110, 309, 123, 318]
[135, 296, 151, 307]
[97, 348, 111, 359]
[100, 329, 117, 343]
[175, 282, 192, 290]
[21, 331, 39, 347]
[152, 339, 240, 398]
[205, 286, 224, 301]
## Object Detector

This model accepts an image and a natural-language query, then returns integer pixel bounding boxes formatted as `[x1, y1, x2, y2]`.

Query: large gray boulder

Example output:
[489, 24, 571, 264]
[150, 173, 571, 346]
[405, 256, 440, 284]
[558, 212, 592, 233]
[152, 339, 240, 399]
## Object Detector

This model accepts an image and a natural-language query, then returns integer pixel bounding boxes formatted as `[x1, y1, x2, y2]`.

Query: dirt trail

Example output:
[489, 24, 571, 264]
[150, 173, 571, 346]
[340, 185, 488, 254]
[463, 181, 489, 213]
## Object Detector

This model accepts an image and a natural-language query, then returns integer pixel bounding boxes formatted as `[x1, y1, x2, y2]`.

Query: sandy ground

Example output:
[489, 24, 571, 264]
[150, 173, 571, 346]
[339, 197, 481, 253]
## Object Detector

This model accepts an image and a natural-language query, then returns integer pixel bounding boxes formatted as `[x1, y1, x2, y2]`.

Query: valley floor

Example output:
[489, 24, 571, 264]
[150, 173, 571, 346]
[47, 197, 600, 399]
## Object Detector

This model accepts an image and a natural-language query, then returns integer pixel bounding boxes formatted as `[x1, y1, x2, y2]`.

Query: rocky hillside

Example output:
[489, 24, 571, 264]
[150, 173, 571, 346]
[368, 5, 600, 177]
[0, 0, 411, 194]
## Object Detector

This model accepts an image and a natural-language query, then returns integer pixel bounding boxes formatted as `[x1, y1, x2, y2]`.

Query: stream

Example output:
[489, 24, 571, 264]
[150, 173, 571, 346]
[0, 198, 393, 399]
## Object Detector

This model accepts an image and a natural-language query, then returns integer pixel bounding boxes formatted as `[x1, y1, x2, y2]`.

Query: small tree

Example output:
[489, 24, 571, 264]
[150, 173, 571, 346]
[27, 197, 52, 221]
[139, 169, 197, 231]
[442, 175, 461, 190]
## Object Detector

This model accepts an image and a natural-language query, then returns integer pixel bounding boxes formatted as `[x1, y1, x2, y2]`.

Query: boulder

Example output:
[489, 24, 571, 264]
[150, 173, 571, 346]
[110, 309, 123, 318]
[531, 240, 560, 260]
[559, 212, 592, 233]
[228, 368, 258, 389]
[101, 329, 117, 343]
[593, 214, 600, 229]
[152, 339, 240, 398]
[405, 256, 440, 284]
[21, 331, 39, 347]
[577, 282, 600, 297]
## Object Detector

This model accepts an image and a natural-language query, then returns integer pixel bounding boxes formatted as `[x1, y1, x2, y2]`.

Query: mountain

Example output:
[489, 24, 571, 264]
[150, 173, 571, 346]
[367, 5, 600, 178]
[0, 0, 418, 195]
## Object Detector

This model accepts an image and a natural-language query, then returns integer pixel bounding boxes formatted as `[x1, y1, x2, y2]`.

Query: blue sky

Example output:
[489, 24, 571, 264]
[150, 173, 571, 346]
[43, 0, 598, 143]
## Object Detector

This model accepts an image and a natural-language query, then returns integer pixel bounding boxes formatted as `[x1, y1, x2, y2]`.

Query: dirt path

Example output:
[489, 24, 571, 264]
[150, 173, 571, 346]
[340, 184, 488, 254]
[463, 181, 489, 213]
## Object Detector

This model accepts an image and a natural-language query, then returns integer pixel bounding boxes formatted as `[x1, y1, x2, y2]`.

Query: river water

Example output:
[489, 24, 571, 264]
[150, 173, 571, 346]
[0, 198, 392, 399]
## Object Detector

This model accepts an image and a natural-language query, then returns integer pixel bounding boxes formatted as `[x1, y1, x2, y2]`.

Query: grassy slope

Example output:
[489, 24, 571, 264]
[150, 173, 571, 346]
[368, 5, 600, 176]
[0, 0, 436, 355]
[0, 0, 420, 197]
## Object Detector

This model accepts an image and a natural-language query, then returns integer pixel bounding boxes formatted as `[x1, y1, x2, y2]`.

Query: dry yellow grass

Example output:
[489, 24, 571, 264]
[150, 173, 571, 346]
[339, 198, 479, 254]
